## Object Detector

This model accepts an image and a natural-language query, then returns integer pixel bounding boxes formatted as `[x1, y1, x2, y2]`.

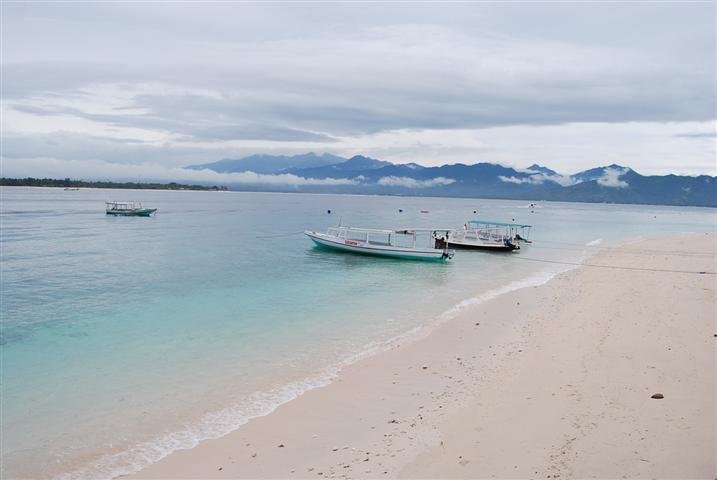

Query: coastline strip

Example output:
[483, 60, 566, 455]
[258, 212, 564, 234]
[126, 233, 716, 479]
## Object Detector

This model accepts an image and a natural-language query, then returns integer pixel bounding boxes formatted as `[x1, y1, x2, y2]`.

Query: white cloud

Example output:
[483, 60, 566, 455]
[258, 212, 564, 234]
[498, 173, 576, 186]
[500, 167, 632, 188]
[223, 171, 358, 186]
[498, 175, 534, 185]
[596, 167, 630, 188]
[376, 176, 456, 188]
[532, 173, 576, 186]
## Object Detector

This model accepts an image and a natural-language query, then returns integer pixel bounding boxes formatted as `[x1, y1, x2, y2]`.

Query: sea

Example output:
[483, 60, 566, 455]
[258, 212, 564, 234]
[1, 186, 715, 479]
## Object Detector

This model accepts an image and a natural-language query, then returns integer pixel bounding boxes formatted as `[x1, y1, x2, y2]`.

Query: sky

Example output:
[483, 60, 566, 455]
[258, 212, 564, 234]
[2, 2, 716, 183]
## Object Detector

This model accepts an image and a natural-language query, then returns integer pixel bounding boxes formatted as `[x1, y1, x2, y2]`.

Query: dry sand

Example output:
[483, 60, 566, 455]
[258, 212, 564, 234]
[130, 233, 716, 479]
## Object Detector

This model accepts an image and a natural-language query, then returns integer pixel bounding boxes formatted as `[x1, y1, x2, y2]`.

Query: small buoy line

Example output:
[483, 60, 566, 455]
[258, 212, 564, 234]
[512, 256, 716, 275]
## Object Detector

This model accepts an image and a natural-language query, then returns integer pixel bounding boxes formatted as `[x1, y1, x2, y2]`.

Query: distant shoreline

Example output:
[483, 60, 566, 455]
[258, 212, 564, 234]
[0, 177, 228, 191]
[2, 179, 715, 209]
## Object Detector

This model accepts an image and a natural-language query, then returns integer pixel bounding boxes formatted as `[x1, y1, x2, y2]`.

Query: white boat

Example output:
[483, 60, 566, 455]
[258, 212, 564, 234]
[448, 220, 532, 252]
[305, 226, 455, 261]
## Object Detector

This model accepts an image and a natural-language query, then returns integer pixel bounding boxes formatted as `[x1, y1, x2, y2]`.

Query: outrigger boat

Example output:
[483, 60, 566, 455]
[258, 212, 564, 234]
[448, 220, 532, 252]
[305, 226, 454, 261]
[105, 201, 157, 217]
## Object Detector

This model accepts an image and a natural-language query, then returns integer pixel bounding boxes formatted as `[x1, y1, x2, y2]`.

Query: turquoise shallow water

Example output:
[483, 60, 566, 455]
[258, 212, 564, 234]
[1, 187, 715, 479]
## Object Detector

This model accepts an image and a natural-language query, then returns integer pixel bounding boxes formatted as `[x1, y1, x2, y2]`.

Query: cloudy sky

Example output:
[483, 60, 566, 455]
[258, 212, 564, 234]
[2, 2, 715, 182]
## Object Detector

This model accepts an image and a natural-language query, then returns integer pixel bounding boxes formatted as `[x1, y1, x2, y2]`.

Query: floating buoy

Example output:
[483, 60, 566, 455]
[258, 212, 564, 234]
[420, 210, 429, 213]
[398, 209, 403, 213]
[473, 210, 477, 214]
[327, 209, 332, 214]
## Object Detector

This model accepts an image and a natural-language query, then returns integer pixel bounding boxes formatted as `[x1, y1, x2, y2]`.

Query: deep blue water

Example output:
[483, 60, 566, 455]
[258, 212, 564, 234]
[1, 187, 714, 479]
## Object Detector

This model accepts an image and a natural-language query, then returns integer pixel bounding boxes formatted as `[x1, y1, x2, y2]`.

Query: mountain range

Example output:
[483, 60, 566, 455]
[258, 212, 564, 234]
[187, 153, 717, 207]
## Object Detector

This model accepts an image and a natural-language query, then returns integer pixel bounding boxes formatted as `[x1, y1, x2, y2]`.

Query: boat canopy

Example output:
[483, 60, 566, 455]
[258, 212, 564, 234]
[468, 220, 532, 228]
[107, 201, 141, 206]
[106, 201, 148, 211]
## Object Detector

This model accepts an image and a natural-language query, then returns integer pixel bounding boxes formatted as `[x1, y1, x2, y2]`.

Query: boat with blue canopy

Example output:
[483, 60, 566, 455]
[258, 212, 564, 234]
[448, 220, 532, 251]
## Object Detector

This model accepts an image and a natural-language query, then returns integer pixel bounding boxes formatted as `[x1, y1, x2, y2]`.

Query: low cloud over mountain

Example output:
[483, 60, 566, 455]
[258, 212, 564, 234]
[185, 153, 717, 207]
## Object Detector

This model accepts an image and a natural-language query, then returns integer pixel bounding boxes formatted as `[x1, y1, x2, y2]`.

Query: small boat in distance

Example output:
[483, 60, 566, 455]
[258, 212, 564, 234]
[64, 187, 80, 191]
[106, 201, 157, 217]
[448, 220, 532, 252]
[305, 226, 454, 261]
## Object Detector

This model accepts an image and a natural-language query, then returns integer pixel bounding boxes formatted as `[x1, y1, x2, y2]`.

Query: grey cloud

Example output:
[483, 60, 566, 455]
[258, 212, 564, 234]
[184, 125, 335, 143]
[674, 132, 717, 138]
[2, 3, 715, 172]
[10, 101, 335, 143]
[1, 62, 136, 99]
[1, 131, 212, 166]
[3, 13, 715, 141]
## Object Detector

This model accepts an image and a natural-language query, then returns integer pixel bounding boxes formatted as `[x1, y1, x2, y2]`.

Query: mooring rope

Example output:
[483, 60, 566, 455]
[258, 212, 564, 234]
[528, 242, 716, 258]
[513, 255, 716, 275]
[537, 239, 716, 257]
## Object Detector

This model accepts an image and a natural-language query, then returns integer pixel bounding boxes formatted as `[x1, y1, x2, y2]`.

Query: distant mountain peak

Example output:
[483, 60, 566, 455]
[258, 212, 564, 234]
[403, 162, 425, 170]
[339, 155, 392, 170]
[573, 164, 632, 180]
[525, 164, 558, 175]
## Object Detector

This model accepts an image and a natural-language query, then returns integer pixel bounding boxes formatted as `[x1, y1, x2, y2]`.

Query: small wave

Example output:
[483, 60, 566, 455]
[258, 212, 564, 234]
[586, 238, 602, 246]
[59, 375, 337, 480]
[333, 268, 574, 368]
[435, 269, 567, 323]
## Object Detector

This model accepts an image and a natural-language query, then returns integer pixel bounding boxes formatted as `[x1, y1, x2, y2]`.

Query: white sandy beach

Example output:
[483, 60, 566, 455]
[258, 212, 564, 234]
[131, 233, 716, 479]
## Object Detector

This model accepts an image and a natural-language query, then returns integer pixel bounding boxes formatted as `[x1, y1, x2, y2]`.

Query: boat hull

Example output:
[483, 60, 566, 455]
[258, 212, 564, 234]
[305, 232, 452, 261]
[447, 240, 518, 252]
[106, 209, 157, 217]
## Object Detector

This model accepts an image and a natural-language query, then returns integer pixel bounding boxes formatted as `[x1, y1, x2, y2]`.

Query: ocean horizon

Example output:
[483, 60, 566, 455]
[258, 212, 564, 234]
[1, 186, 715, 479]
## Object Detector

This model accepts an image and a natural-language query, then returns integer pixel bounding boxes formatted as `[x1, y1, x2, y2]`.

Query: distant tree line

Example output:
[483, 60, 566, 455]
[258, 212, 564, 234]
[0, 177, 228, 191]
